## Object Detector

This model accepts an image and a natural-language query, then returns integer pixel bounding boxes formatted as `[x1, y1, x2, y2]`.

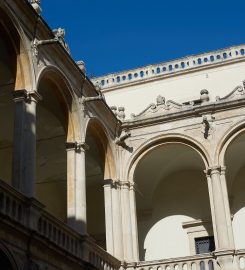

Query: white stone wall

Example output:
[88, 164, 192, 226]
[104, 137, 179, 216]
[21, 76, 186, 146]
[101, 61, 245, 118]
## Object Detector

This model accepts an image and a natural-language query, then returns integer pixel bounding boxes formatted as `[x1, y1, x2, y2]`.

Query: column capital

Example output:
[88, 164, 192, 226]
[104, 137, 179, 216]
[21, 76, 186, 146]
[204, 166, 222, 177]
[120, 181, 131, 189]
[103, 179, 114, 187]
[220, 166, 226, 175]
[117, 180, 135, 190]
[65, 141, 89, 152]
[13, 90, 42, 103]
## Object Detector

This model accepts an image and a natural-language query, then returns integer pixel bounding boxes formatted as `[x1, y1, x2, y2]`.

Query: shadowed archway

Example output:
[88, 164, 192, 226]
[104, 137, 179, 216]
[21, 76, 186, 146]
[36, 69, 77, 221]
[133, 141, 212, 261]
[85, 119, 116, 250]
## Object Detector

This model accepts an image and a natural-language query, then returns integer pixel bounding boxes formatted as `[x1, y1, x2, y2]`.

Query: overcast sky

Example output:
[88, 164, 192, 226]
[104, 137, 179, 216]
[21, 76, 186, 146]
[42, 0, 245, 77]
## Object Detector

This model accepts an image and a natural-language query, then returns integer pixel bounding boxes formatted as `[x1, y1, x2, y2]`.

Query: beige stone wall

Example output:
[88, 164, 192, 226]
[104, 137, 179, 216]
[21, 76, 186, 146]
[100, 57, 245, 118]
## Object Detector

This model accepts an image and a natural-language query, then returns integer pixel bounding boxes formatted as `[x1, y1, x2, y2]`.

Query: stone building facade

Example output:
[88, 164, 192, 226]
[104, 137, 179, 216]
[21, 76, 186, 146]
[1, 1, 245, 270]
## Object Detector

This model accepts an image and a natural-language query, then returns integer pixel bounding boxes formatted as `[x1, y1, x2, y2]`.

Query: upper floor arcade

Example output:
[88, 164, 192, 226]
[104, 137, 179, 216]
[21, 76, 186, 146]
[2, 1, 245, 270]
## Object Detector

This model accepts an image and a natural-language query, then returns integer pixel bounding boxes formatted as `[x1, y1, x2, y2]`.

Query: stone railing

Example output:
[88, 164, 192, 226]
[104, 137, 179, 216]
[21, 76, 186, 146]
[92, 45, 245, 90]
[125, 254, 217, 270]
[124, 250, 245, 270]
[236, 250, 245, 269]
[0, 179, 120, 270]
[2, 178, 245, 270]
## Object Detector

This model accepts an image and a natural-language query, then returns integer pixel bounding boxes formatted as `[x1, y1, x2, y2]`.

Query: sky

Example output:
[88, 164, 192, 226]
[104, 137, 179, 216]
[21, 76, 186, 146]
[42, 0, 245, 77]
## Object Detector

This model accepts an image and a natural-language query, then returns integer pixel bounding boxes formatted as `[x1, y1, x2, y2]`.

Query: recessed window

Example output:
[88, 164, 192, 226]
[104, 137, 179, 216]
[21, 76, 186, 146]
[195, 236, 215, 254]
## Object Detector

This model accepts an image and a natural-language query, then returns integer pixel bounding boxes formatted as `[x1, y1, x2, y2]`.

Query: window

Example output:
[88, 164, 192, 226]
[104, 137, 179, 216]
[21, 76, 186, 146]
[195, 236, 215, 254]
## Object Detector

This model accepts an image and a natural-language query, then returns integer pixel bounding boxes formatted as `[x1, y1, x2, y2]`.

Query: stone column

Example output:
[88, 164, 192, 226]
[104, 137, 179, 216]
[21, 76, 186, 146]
[129, 182, 139, 261]
[205, 166, 235, 270]
[120, 181, 134, 261]
[220, 167, 235, 248]
[66, 141, 88, 235]
[12, 90, 41, 197]
[103, 179, 114, 254]
[111, 180, 124, 259]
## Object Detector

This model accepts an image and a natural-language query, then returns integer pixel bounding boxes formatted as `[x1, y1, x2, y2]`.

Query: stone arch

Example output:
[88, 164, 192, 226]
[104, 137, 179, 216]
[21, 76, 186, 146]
[36, 66, 81, 142]
[217, 120, 245, 250]
[128, 134, 212, 261]
[0, 4, 33, 91]
[85, 117, 116, 180]
[127, 133, 210, 182]
[0, 243, 18, 270]
[35, 66, 81, 221]
[217, 120, 245, 166]
[0, 5, 32, 184]
[85, 117, 116, 250]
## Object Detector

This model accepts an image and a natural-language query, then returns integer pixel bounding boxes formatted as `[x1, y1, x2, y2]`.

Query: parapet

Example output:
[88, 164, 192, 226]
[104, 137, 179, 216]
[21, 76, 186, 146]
[92, 44, 245, 91]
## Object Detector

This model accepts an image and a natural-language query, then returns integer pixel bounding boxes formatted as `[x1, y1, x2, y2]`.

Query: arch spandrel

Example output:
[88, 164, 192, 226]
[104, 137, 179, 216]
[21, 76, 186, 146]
[126, 133, 211, 183]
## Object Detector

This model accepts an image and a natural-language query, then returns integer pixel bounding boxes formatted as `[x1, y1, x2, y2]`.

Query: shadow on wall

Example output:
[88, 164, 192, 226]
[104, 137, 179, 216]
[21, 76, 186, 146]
[67, 215, 87, 235]
[0, 246, 18, 270]
[0, 15, 18, 186]
[231, 167, 245, 250]
[138, 170, 211, 261]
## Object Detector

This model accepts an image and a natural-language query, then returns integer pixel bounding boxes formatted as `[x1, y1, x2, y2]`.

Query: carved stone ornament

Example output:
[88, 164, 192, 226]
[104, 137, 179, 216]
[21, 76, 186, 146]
[118, 107, 126, 120]
[131, 95, 182, 120]
[52, 28, 71, 54]
[156, 95, 165, 105]
[77, 60, 86, 74]
[216, 81, 245, 102]
[30, 0, 41, 14]
[32, 28, 70, 57]
[115, 129, 131, 146]
[201, 115, 215, 139]
[110, 106, 118, 116]
[200, 89, 209, 102]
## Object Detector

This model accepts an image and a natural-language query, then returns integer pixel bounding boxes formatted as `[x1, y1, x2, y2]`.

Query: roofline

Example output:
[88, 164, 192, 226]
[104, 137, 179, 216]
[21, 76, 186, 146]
[92, 44, 245, 90]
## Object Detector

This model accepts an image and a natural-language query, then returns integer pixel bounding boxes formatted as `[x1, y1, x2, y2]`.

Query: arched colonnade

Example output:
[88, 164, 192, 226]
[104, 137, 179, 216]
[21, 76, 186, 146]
[2, 3, 245, 264]
[125, 126, 245, 262]
[0, 5, 117, 248]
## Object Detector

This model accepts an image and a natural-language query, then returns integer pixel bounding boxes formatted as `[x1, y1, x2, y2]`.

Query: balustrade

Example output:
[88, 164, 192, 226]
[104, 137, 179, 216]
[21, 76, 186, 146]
[92, 45, 245, 89]
[0, 179, 120, 270]
[126, 254, 217, 270]
[1, 178, 245, 270]
[236, 250, 245, 269]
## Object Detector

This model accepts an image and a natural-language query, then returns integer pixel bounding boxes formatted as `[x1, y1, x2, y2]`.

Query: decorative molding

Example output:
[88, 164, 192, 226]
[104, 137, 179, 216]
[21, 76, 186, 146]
[130, 95, 183, 120]
[126, 80, 245, 123]
[204, 166, 222, 177]
[65, 141, 89, 152]
[216, 82, 245, 102]
[13, 90, 42, 103]
[104, 180, 135, 190]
